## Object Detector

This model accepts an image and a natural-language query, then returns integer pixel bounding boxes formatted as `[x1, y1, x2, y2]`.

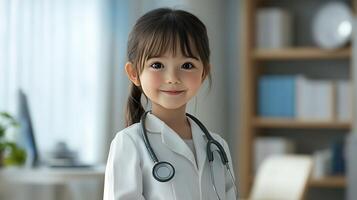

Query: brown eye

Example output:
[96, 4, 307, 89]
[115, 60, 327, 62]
[150, 62, 163, 69]
[182, 62, 194, 70]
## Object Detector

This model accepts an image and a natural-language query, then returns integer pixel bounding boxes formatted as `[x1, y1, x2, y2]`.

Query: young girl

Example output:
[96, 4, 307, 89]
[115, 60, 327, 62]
[104, 8, 237, 200]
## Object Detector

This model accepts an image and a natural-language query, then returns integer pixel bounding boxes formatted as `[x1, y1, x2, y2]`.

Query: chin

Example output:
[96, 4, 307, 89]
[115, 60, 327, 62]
[160, 102, 187, 110]
[161, 105, 185, 110]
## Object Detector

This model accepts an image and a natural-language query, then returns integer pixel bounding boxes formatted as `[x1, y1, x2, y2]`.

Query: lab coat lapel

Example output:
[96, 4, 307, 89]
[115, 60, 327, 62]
[145, 113, 197, 168]
[189, 117, 208, 173]
[161, 125, 197, 168]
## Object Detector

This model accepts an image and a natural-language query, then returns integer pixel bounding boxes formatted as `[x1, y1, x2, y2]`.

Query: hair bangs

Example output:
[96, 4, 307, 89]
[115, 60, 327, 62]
[142, 23, 199, 62]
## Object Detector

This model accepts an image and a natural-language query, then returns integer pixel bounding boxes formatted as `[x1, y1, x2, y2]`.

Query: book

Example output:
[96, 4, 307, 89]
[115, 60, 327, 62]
[331, 140, 346, 175]
[258, 75, 296, 118]
[256, 8, 292, 49]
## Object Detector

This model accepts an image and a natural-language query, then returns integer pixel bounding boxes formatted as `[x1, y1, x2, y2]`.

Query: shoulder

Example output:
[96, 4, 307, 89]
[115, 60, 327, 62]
[209, 132, 231, 151]
[111, 122, 143, 146]
[209, 132, 235, 167]
[107, 122, 146, 162]
[209, 132, 226, 144]
[106, 123, 146, 168]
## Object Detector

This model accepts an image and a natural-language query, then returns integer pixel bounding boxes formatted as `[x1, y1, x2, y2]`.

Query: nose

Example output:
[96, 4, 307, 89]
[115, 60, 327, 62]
[166, 68, 181, 84]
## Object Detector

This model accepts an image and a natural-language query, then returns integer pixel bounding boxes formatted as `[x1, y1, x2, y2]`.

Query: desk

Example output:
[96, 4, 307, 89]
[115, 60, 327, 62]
[0, 166, 105, 200]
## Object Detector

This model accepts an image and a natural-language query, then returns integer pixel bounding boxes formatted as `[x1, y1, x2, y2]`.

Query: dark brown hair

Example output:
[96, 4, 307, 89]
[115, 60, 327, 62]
[125, 7, 212, 127]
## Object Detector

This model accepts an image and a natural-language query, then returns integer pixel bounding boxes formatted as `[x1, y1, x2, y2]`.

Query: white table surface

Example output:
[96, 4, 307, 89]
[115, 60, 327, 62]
[0, 165, 106, 184]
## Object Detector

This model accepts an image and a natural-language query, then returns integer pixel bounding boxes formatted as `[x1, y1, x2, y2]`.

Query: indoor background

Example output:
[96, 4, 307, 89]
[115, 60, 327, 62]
[0, 0, 356, 200]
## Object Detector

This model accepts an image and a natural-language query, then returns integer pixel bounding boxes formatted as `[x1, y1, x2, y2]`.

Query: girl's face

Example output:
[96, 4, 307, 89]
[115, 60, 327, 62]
[139, 48, 205, 110]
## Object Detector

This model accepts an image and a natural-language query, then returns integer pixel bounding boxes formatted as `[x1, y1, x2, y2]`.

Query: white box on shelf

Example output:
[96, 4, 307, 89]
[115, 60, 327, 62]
[254, 137, 295, 172]
[296, 77, 334, 121]
[296, 76, 310, 119]
[336, 81, 352, 121]
[256, 8, 292, 49]
[312, 149, 332, 179]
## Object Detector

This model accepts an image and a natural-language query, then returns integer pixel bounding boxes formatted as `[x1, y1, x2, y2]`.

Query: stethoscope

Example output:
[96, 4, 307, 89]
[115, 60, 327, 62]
[140, 111, 238, 200]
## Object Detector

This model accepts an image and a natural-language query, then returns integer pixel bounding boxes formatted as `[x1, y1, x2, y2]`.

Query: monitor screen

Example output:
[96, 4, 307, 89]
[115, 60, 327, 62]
[17, 89, 39, 167]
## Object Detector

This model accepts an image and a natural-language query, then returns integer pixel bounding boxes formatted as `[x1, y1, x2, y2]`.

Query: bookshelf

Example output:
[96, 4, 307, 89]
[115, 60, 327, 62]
[309, 176, 346, 188]
[253, 118, 351, 130]
[248, 175, 347, 188]
[239, 0, 355, 199]
[254, 47, 351, 60]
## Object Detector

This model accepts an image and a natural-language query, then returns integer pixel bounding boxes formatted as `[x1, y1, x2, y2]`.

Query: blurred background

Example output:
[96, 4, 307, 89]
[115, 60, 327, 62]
[0, 0, 356, 200]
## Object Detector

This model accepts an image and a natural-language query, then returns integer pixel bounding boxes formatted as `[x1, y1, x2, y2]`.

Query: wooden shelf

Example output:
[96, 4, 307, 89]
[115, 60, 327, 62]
[253, 118, 351, 129]
[309, 176, 346, 188]
[250, 176, 346, 188]
[253, 47, 351, 60]
[240, 1, 354, 197]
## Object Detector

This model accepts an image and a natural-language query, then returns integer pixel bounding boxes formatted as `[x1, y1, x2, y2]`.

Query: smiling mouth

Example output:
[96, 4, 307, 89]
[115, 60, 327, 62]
[160, 90, 185, 95]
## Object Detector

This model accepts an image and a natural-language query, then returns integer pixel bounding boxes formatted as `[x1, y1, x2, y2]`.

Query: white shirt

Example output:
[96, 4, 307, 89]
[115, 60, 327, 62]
[184, 139, 197, 168]
[103, 112, 237, 200]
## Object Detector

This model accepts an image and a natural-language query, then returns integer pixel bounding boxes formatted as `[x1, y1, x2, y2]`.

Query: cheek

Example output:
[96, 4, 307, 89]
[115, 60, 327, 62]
[140, 71, 162, 90]
[183, 72, 203, 90]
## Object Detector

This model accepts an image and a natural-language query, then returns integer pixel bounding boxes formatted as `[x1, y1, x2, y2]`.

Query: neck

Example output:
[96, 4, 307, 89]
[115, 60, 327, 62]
[151, 104, 187, 126]
[151, 103, 191, 139]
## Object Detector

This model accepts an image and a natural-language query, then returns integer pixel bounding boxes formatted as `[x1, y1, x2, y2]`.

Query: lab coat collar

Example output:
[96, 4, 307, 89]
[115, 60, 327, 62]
[145, 112, 207, 172]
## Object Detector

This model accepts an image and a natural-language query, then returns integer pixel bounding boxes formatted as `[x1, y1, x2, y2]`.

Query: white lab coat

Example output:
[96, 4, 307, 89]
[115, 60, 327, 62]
[104, 112, 237, 200]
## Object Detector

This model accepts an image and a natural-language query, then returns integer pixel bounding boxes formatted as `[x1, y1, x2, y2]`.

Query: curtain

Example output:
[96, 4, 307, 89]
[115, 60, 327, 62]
[0, 0, 117, 199]
[0, 0, 113, 165]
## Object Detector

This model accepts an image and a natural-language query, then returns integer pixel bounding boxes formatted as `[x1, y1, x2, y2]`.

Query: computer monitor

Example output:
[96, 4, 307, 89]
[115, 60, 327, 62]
[17, 89, 39, 167]
[17, 89, 93, 168]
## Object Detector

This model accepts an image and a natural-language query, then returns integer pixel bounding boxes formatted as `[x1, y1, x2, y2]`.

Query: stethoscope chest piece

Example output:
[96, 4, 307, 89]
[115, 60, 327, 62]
[152, 161, 175, 182]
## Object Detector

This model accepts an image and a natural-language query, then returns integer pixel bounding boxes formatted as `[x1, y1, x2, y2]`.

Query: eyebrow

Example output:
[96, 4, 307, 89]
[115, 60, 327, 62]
[147, 55, 200, 60]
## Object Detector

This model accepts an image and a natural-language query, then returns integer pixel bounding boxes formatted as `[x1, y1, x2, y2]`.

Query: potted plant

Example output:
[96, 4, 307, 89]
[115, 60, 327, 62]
[0, 112, 26, 167]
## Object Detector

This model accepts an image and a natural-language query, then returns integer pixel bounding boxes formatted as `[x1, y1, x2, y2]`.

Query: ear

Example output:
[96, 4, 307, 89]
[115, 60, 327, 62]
[125, 62, 141, 86]
[201, 64, 211, 82]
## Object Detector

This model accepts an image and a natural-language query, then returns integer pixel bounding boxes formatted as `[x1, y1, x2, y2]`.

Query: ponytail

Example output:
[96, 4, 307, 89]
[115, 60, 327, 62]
[125, 83, 146, 127]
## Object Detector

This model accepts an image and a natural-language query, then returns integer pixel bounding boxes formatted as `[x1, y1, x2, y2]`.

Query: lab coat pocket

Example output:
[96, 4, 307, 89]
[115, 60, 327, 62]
[171, 168, 200, 200]
[171, 177, 198, 200]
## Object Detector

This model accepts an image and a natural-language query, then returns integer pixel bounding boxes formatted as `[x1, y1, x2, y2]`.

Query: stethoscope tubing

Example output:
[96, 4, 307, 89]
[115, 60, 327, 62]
[140, 110, 238, 199]
[141, 111, 229, 164]
[141, 111, 159, 163]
